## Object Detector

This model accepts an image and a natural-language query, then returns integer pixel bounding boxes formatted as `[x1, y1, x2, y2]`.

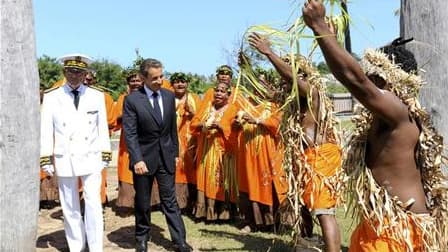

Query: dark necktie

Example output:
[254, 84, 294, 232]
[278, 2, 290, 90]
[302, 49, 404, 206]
[151, 92, 162, 122]
[72, 90, 79, 110]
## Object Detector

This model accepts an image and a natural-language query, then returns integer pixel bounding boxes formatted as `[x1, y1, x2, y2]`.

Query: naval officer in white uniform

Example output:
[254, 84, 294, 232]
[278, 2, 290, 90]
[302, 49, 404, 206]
[40, 54, 111, 251]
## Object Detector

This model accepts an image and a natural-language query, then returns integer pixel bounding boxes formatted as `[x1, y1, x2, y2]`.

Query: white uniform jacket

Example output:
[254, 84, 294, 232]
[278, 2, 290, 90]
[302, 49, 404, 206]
[40, 84, 111, 177]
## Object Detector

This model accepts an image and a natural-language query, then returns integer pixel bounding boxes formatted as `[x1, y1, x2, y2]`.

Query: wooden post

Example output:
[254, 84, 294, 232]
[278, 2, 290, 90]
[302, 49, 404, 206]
[400, 0, 448, 174]
[0, 0, 40, 250]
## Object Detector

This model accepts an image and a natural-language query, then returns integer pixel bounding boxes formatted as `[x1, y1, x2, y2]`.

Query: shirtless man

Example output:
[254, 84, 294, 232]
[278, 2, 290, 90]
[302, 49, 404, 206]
[249, 33, 342, 251]
[303, 0, 431, 251]
[303, 0, 427, 214]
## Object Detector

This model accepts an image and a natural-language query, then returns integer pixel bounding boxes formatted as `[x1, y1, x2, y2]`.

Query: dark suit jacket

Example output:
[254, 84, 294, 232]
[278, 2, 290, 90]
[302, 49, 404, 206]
[123, 87, 179, 174]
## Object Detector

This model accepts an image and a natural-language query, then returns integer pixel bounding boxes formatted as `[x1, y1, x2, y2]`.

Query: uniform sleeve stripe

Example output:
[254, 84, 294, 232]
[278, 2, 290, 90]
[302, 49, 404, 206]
[102, 151, 112, 161]
[40, 156, 53, 166]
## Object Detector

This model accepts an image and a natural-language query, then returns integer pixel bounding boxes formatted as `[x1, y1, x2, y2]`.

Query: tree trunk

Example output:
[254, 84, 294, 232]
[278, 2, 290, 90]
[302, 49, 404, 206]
[400, 0, 448, 174]
[0, 0, 40, 250]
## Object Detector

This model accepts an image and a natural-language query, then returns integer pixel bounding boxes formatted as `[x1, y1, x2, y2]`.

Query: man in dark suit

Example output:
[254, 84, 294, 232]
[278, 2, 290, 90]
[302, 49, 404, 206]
[123, 58, 192, 252]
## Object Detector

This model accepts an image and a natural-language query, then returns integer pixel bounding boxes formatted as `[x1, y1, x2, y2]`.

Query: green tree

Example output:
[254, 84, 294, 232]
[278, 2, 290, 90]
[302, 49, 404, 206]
[90, 59, 126, 100]
[38, 55, 63, 90]
[326, 83, 348, 94]
[317, 61, 330, 74]
[187, 73, 212, 94]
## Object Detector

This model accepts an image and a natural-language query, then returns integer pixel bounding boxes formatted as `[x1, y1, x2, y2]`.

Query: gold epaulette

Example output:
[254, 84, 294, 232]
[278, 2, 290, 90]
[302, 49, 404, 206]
[43, 86, 60, 94]
[102, 151, 112, 162]
[88, 85, 106, 92]
[40, 155, 53, 166]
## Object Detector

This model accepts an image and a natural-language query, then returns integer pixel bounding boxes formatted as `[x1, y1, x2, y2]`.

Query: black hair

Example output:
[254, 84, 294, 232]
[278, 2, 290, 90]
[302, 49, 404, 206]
[380, 37, 417, 74]
[215, 82, 232, 95]
[139, 58, 163, 77]
[126, 72, 139, 83]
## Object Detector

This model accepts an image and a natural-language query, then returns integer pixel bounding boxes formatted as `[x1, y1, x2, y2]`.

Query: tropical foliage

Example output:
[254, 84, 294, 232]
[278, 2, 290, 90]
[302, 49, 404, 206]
[90, 60, 127, 100]
[38, 55, 63, 90]
[37, 56, 216, 100]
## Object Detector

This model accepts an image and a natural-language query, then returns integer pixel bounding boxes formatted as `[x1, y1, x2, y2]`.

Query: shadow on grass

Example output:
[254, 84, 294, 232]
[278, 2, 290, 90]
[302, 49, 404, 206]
[36, 229, 68, 251]
[108, 198, 135, 218]
[195, 229, 349, 252]
[107, 225, 134, 249]
[197, 229, 292, 251]
[107, 223, 175, 251]
[108, 198, 162, 218]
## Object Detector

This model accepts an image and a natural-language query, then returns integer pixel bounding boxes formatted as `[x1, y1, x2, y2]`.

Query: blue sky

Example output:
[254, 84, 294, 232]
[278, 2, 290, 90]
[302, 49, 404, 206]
[33, 0, 399, 76]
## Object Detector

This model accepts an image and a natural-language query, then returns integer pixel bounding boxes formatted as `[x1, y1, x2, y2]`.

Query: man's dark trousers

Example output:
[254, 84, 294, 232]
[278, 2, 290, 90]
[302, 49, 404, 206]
[133, 154, 186, 245]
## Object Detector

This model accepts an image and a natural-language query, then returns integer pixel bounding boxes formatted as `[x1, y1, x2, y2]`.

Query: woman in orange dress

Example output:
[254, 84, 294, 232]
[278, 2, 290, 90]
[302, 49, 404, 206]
[169, 72, 201, 210]
[235, 95, 288, 232]
[190, 82, 239, 221]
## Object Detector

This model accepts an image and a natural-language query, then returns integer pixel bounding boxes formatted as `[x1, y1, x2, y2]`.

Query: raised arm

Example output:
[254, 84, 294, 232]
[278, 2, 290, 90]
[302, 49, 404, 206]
[248, 32, 310, 97]
[302, 0, 408, 126]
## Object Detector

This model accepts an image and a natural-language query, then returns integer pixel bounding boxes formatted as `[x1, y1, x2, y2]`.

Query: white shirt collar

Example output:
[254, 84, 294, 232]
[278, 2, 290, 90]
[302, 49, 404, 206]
[64, 83, 85, 93]
[144, 85, 161, 98]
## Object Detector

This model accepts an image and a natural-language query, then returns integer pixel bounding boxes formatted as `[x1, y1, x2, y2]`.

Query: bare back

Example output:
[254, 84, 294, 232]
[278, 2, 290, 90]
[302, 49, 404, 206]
[366, 115, 428, 213]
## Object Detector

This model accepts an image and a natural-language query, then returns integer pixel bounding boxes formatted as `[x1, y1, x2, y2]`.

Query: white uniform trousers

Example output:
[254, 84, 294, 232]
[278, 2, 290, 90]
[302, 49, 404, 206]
[58, 171, 103, 252]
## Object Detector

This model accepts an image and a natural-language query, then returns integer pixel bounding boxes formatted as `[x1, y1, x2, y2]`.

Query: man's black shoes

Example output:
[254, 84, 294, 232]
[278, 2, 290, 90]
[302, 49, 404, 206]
[174, 242, 193, 252]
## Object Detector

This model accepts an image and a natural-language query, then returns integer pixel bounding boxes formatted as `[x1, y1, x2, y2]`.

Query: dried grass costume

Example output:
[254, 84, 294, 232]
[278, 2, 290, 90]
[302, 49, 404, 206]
[277, 57, 345, 241]
[346, 49, 448, 252]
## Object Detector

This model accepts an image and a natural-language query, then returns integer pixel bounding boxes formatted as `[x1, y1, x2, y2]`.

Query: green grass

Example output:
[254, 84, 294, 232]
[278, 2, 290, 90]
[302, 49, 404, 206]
[340, 119, 354, 131]
[147, 207, 356, 251]
[150, 211, 292, 251]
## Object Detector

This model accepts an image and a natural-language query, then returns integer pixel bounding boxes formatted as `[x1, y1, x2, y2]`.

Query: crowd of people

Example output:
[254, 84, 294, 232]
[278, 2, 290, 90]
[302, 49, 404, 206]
[38, 1, 447, 252]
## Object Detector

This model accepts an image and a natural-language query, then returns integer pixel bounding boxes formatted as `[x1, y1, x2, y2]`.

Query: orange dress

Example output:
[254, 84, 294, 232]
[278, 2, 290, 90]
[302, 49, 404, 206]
[237, 101, 288, 206]
[51, 78, 66, 88]
[175, 93, 201, 185]
[162, 79, 173, 92]
[302, 143, 342, 211]
[173, 93, 201, 208]
[115, 94, 133, 185]
[190, 102, 239, 204]
[104, 92, 116, 133]
[349, 214, 429, 252]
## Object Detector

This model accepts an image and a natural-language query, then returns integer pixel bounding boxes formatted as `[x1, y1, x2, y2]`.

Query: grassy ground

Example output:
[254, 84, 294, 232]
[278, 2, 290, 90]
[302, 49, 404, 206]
[145, 207, 355, 251]
[142, 206, 356, 251]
